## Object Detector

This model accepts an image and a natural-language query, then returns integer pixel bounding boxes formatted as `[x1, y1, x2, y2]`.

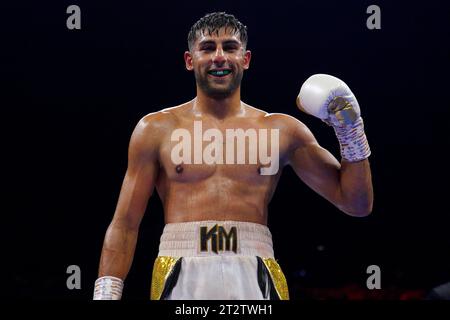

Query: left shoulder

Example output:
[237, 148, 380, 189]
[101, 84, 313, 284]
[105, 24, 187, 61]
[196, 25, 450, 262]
[263, 113, 319, 152]
[242, 103, 302, 128]
[261, 112, 310, 132]
[242, 104, 316, 145]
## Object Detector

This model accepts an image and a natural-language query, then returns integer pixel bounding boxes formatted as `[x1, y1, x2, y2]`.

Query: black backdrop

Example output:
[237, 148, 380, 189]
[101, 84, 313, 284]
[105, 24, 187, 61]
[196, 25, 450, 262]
[3, 0, 450, 300]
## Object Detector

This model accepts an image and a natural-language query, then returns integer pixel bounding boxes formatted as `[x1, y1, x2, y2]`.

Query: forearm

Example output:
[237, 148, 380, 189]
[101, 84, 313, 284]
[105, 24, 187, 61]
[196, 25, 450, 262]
[339, 159, 373, 216]
[296, 74, 374, 217]
[98, 220, 139, 280]
[93, 117, 159, 299]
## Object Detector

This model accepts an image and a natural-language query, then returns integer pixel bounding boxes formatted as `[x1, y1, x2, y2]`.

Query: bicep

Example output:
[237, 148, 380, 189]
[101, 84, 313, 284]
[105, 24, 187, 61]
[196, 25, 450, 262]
[288, 129, 342, 205]
[112, 120, 160, 229]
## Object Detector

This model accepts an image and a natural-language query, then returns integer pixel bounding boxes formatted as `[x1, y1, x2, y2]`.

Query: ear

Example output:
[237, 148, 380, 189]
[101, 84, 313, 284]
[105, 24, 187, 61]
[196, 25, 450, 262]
[243, 50, 252, 70]
[184, 51, 194, 71]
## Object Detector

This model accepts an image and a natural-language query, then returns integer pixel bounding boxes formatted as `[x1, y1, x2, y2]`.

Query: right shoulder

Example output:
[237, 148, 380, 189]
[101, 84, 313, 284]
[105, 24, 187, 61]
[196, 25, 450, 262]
[129, 103, 191, 155]
[136, 109, 176, 134]
[133, 102, 192, 137]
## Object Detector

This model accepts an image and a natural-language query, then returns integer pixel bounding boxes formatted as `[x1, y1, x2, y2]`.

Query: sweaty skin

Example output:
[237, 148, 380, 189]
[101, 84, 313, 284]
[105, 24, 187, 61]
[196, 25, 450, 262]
[97, 28, 373, 280]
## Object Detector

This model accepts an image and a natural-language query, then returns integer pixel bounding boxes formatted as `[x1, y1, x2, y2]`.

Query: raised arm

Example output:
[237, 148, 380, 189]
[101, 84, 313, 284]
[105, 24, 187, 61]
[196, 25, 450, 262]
[289, 74, 373, 216]
[288, 121, 373, 216]
[94, 114, 162, 299]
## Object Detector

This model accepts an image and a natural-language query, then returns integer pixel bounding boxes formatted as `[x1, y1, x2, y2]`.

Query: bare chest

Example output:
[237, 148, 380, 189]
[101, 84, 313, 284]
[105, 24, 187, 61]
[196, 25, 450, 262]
[158, 120, 288, 183]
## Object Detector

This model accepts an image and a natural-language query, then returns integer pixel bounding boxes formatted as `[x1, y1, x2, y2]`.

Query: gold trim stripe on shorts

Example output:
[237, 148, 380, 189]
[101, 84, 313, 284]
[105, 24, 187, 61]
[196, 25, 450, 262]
[150, 256, 180, 300]
[262, 258, 289, 300]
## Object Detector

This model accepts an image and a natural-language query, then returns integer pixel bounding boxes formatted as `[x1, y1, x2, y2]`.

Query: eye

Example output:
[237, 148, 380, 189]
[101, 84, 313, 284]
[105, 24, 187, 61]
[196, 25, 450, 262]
[201, 45, 215, 51]
[224, 45, 238, 52]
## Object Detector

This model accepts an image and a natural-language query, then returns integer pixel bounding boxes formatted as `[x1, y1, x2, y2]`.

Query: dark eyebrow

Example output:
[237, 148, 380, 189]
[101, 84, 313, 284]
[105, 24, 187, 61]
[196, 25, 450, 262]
[198, 40, 216, 47]
[198, 39, 241, 47]
[222, 40, 241, 46]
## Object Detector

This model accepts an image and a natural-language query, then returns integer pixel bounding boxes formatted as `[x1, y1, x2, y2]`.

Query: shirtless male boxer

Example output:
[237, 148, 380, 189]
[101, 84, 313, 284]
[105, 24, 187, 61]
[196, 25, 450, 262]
[93, 12, 373, 300]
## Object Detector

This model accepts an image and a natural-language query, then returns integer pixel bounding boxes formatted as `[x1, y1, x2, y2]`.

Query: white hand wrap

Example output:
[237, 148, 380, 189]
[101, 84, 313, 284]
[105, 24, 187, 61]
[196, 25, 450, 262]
[93, 276, 124, 300]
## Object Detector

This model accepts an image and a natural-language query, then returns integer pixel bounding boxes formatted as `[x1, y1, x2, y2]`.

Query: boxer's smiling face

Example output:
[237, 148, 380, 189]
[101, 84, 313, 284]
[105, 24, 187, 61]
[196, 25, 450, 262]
[184, 28, 251, 99]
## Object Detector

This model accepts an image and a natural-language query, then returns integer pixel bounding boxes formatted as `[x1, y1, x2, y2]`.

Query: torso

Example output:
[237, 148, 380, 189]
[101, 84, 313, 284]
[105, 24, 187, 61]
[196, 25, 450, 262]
[151, 101, 298, 225]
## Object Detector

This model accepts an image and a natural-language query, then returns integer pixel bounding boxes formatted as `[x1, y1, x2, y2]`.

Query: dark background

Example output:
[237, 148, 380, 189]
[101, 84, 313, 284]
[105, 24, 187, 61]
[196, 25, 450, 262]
[2, 0, 449, 300]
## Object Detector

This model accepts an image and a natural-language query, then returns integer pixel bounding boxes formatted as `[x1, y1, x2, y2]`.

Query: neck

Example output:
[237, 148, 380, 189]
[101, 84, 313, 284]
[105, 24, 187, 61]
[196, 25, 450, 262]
[194, 87, 243, 119]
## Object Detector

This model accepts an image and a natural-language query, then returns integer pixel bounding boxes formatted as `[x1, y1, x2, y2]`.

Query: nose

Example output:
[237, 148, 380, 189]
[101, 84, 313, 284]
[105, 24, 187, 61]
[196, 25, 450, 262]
[212, 47, 226, 65]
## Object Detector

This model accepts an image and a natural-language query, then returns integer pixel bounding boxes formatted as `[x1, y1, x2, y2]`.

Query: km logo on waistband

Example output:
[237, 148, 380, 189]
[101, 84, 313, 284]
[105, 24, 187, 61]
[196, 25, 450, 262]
[200, 225, 238, 254]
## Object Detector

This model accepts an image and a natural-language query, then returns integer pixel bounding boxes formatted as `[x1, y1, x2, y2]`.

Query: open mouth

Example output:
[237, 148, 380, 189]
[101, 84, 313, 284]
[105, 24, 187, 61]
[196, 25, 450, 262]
[207, 69, 232, 77]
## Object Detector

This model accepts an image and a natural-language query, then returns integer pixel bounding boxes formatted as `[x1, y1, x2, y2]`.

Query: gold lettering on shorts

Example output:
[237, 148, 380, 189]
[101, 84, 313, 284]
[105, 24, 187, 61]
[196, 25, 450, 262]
[200, 225, 237, 254]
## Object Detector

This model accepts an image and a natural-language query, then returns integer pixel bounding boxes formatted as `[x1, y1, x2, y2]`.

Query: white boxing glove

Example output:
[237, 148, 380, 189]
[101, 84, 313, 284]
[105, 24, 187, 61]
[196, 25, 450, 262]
[297, 74, 361, 126]
[296, 74, 371, 162]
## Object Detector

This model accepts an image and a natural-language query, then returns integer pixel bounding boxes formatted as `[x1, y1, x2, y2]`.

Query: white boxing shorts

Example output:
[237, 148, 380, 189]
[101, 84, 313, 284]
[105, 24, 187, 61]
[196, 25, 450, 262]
[150, 220, 289, 300]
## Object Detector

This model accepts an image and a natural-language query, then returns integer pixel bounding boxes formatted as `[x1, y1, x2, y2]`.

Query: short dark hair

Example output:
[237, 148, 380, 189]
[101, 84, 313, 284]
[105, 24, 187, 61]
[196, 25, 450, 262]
[188, 12, 248, 51]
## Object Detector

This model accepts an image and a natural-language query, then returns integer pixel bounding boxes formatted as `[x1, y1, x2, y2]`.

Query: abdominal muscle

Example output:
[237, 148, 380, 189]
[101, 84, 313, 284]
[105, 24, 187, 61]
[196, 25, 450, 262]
[157, 170, 279, 225]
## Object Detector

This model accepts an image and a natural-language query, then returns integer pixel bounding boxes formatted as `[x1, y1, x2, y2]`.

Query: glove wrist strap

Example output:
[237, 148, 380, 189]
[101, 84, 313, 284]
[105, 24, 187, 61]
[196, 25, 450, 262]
[333, 117, 371, 162]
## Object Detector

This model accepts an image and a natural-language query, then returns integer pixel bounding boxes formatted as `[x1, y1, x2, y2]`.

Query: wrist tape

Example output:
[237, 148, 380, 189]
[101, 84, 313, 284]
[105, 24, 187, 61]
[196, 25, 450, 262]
[93, 276, 124, 300]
